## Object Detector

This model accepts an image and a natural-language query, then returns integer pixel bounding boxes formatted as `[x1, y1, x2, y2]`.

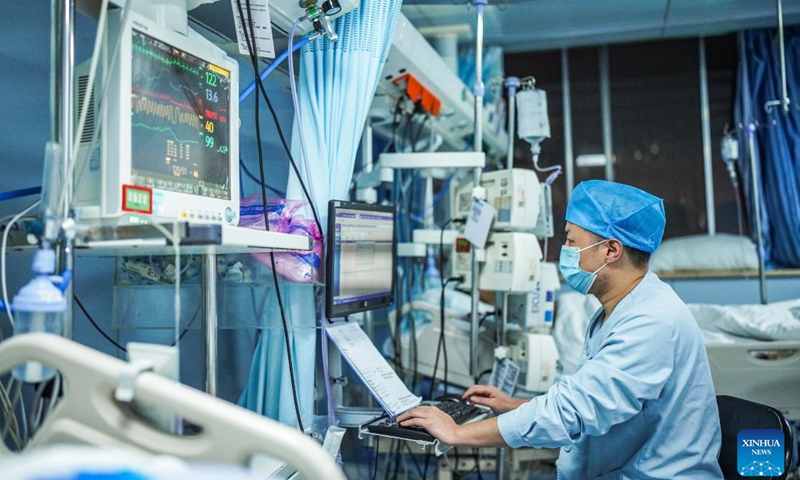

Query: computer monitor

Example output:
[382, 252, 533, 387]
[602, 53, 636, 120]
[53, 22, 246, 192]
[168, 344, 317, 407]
[73, 8, 239, 225]
[326, 201, 396, 319]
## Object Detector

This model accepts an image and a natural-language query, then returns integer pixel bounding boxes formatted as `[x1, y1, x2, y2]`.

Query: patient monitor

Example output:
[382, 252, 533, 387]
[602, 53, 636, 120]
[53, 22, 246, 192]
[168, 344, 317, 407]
[73, 8, 240, 225]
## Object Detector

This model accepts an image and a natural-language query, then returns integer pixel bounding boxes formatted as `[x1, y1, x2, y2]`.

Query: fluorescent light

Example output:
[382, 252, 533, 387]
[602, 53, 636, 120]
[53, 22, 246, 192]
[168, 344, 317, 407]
[575, 154, 608, 167]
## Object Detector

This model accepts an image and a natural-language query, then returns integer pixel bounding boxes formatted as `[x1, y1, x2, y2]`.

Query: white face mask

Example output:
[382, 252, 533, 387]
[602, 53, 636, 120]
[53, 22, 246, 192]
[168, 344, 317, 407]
[558, 239, 608, 294]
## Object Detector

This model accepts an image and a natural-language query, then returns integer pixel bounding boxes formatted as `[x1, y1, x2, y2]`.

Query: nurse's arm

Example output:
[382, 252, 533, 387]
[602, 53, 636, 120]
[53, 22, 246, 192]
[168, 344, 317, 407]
[450, 417, 508, 447]
[397, 406, 508, 448]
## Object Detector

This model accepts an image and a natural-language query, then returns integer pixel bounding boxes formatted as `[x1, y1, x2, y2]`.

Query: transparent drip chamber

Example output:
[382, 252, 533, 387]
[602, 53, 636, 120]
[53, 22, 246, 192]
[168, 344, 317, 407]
[12, 249, 66, 383]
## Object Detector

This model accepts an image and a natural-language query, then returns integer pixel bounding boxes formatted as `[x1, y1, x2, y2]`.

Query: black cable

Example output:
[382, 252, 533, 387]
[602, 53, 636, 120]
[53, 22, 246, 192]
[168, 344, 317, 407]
[477, 311, 496, 331]
[402, 442, 425, 479]
[429, 217, 464, 399]
[74, 294, 126, 353]
[441, 277, 451, 396]
[252, 57, 323, 235]
[76, 284, 197, 353]
[372, 436, 380, 480]
[390, 97, 404, 153]
[409, 263, 419, 391]
[392, 213, 403, 372]
[474, 368, 493, 385]
[411, 112, 430, 150]
[430, 276, 463, 399]
[382, 439, 395, 480]
[171, 303, 201, 347]
[473, 448, 484, 480]
[390, 436, 402, 480]
[232, 3, 322, 236]
[236, 0, 304, 433]
[240, 157, 285, 197]
[429, 218, 453, 399]
[400, 107, 418, 153]
[422, 447, 431, 480]
[385, 438, 397, 480]
[391, 172, 404, 373]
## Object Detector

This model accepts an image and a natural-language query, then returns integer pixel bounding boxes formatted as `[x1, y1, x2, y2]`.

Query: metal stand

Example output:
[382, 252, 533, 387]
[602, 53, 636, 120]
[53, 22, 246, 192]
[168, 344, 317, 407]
[562, 48, 575, 200]
[737, 32, 768, 305]
[699, 37, 716, 235]
[54, 0, 76, 339]
[469, 0, 487, 382]
[202, 254, 218, 395]
[599, 46, 614, 182]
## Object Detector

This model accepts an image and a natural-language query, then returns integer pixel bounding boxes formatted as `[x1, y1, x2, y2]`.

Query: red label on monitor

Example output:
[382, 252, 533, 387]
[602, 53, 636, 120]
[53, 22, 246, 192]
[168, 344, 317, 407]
[122, 185, 153, 214]
[455, 237, 471, 253]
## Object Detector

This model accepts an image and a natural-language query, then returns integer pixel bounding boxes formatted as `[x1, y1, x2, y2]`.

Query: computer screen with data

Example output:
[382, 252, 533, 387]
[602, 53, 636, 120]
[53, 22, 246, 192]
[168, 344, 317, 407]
[130, 28, 232, 201]
[326, 201, 396, 318]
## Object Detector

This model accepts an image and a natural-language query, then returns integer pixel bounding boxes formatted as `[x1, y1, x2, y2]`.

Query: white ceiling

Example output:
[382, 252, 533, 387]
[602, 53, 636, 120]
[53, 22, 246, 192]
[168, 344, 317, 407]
[400, 0, 800, 52]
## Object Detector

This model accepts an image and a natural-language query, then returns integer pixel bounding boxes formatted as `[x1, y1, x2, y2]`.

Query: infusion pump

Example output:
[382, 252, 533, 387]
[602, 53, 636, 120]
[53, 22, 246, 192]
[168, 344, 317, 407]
[451, 232, 542, 292]
[453, 169, 541, 232]
[507, 332, 559, 393]
[507, 262, 560, 332]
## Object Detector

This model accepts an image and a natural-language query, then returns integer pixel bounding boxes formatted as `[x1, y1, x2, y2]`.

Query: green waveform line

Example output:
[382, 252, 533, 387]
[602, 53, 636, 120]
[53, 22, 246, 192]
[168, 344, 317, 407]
[132, 122, 200, 145]
[133, 43, 201, 76]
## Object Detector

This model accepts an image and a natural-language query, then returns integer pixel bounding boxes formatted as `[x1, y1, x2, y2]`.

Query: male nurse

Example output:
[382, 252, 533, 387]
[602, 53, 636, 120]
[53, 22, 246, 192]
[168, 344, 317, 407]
[397, 180, 723, 480]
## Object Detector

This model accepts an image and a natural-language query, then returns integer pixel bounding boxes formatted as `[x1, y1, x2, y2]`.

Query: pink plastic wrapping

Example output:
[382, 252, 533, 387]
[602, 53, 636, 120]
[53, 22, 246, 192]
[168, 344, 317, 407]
[239, 194, 323, 283]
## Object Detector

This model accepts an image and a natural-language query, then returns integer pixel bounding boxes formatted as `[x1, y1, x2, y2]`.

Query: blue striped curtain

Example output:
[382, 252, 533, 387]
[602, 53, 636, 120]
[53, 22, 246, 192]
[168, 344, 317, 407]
[240, 0, 402, 427]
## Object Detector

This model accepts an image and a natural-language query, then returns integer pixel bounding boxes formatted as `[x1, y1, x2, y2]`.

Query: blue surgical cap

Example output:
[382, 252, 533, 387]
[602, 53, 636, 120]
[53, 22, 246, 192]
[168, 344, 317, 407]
[566, 180, 666, 253]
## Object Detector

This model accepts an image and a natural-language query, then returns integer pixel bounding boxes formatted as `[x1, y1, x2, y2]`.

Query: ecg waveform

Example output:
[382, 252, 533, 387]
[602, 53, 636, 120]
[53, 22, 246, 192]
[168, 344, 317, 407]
[131, 122, 200, 145]
[138, 66, 202, 96]
[132, 42, 200, 76]
[130, 28, 231, 200]
[133, 96, 202, 129]
[132, 87, 196, 110]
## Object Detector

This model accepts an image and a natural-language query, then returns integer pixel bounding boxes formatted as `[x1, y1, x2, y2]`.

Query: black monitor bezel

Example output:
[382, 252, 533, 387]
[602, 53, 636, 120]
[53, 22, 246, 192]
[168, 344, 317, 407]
[325, 200, 396, 319]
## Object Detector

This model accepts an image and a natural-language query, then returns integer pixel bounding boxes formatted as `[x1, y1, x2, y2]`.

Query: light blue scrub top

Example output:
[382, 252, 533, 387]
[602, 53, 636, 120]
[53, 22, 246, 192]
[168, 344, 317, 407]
[497, 271, 723, 480]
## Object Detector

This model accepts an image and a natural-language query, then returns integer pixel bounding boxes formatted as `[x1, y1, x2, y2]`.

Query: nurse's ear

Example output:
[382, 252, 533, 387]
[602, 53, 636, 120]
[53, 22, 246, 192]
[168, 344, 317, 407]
[604, 238, 625, 265]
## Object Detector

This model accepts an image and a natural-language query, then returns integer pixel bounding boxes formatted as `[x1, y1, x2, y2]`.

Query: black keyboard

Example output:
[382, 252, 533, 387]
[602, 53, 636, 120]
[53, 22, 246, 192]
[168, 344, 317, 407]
[366, 401, 487, 443]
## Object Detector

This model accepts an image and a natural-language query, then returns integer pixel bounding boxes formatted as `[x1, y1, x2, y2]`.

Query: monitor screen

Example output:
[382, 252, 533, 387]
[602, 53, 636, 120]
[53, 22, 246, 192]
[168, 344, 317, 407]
[130, 28, 231, 200]
[72, 9, 239, 225]
[326, 201, 396, 318]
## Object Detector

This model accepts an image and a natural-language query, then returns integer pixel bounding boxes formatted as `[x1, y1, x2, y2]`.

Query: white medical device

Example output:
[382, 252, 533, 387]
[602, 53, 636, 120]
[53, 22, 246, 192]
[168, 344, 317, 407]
[452, 232, 542, 292]
[507, 262, 560, 332]
[454, 169, 541, 232]
[73, 9, 240, 226]
[507, 331, 559, 393]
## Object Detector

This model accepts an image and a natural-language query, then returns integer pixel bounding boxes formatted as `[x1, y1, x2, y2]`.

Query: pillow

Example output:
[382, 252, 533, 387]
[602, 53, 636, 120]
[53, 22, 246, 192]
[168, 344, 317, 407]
[650, 234, 758, 273]
[689, 297, 800, 342]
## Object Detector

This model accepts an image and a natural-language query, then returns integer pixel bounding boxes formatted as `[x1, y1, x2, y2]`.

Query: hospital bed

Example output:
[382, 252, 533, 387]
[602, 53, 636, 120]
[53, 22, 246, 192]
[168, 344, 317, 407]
[649, 234, 800, 304]
[553, 292, 800, 422]
[0, 333, 345, 480]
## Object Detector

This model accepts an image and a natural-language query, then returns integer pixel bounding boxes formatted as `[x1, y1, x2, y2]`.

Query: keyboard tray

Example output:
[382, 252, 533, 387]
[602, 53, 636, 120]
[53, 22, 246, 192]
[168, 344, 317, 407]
[358, 401, 490, 454]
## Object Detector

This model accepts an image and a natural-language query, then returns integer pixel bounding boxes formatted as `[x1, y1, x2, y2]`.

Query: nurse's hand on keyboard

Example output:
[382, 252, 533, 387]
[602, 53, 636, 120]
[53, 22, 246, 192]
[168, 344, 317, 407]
[462, 385, 527, 414]
[397, 405, 457, 445]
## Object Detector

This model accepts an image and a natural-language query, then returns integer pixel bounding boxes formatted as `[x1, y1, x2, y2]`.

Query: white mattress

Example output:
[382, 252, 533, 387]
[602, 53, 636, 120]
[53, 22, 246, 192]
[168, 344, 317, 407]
[689, 298, 800, 343]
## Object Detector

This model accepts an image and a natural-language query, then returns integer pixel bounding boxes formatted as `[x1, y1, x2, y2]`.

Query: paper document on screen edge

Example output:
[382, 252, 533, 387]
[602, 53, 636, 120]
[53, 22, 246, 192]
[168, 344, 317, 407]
[326, 322, 421, 417]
